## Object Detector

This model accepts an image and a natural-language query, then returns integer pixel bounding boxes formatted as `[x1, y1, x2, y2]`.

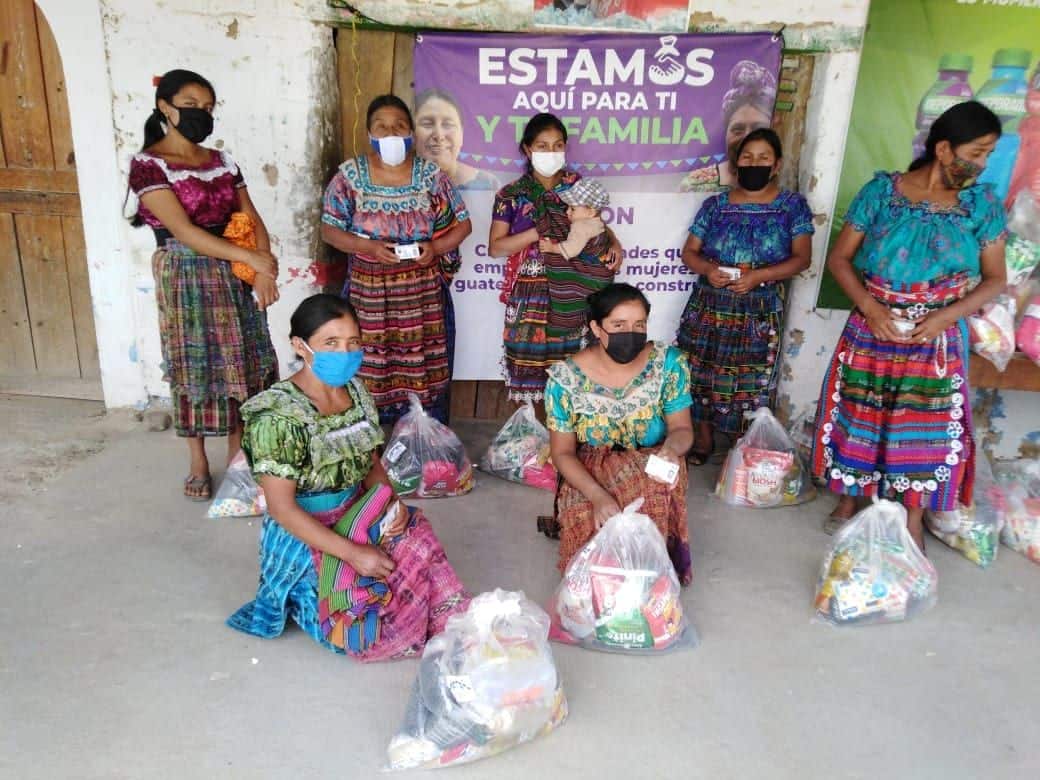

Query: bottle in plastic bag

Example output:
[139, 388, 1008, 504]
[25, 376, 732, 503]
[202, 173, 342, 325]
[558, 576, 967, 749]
[384, 589, 567, 771]
[547, 498, 698, 654]
[716, 408, 817, 507]
[924, 455, 1004, 568]
[381, 393, 474, 498]
[479, 401, 558, 491]
[207, 450, 266, 518]
[814, 499, 938, 626]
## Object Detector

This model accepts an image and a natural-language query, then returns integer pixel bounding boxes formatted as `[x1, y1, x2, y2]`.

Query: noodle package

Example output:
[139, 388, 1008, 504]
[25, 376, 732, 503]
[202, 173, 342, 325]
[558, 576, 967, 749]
[924, 456, 1004, 568]
[207, 450, 266, 518]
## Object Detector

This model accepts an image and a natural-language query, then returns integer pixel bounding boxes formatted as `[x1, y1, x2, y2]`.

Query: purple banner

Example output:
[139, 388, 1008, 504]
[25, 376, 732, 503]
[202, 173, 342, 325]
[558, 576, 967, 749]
[413, 31, 781, 189]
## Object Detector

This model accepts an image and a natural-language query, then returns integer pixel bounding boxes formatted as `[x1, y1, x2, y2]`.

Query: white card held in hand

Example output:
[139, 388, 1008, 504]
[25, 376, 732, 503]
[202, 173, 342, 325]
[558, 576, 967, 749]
[645, 454, 679, 486]
[394, 243, 421, 260]
[718, 266, 742, 280]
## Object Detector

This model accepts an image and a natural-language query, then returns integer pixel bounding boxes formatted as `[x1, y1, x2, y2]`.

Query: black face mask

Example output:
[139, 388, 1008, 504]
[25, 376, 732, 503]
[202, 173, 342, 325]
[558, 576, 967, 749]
[602, 331, 647, 364]
[172, 106, 214, 143]
[736, 165, 773, 191]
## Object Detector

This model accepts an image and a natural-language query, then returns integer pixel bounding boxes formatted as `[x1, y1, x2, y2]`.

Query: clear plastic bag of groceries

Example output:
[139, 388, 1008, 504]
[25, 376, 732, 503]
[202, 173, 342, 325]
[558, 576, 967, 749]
[381, 393, 474, 498]
[479, 401, 557, 491]
[813, 499, 938, 626]
[547, 498, 698, 653]
[924, 456, 1004, 568]
[1006, 191, 1040, 287]
[969, 294, 1017, 372]
[207, 450, 266, 518]
[384, 589, 567, 771]
[716, 408, 817, 507]
[993, 458, 1040, 565]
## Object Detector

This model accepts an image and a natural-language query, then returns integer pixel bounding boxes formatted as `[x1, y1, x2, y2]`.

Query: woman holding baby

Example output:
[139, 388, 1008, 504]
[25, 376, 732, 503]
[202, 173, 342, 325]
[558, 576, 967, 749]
[488, 112, 622, 406]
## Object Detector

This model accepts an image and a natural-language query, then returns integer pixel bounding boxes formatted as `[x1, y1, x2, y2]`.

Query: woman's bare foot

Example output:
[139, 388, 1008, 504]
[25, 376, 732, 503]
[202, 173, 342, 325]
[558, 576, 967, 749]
[824, 495, 858, 535]
[185, 437, 211, 500]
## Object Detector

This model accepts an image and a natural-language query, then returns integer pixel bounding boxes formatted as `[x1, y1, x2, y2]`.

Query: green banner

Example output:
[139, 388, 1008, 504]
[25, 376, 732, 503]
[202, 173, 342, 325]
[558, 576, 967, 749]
[818, 0, 1040, 309]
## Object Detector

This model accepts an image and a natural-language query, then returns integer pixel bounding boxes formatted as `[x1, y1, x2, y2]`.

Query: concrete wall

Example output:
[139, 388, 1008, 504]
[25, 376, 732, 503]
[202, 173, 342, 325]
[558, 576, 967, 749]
[33, 0, 1040, 457]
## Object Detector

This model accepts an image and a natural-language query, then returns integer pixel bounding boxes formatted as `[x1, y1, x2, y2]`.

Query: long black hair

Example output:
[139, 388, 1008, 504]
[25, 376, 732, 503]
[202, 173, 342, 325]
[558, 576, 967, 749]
[587, 283, 650, 325]
[290, 294, 358, 342]
[909, 100, 1002, 171]
[141, 69, 216, 152]
[366, 94, 414, 131]
[519, 112, 568, 171]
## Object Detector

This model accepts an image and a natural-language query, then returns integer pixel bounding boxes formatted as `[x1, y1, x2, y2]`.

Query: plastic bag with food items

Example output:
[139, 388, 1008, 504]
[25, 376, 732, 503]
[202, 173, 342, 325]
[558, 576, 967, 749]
[716, 408, 817, 507]
[384, 589, 566, 771]
[924, 456, 1004, 568]
[479, 401, 557, 491]
[969, 294, 1017, 373]
[814, 499, 938, 626]
[207, 450, 266, 518]
[993, 458, 1040, 565]
[381, 394, 474, 498]
[547, 498, 698, 654]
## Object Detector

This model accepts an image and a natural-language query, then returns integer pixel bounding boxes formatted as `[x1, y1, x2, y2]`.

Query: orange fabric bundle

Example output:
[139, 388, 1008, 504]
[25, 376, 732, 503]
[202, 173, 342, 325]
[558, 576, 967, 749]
[223, 212, 257, 285]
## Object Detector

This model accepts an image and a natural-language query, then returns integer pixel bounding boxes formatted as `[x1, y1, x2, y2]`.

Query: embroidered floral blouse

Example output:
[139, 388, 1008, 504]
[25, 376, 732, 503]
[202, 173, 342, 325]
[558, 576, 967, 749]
[321, 155, 469, 245]
[241, 379, 384, 494]
[545, 344, 693, 450]
[845, 172, 1007, 284]
[127, 149, 245, 229]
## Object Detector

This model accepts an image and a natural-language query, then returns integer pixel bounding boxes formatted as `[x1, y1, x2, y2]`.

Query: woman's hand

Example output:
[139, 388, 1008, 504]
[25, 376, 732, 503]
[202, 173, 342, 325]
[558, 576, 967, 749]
[384, 501, 410, 538]
[910, 309, 955, 344]
[350, 543, 395, 579]
[366, 239, 401, 265]
[727, 269, 762, 295]
[592, 494, 622, 529]
[245, 249, 278, 279]
[860, 299, 907, 343]
[538, 237, 559, 254]
[415, 241, 436, 267]
[252, 274, 280, 310]
[705, 266, 733, 289]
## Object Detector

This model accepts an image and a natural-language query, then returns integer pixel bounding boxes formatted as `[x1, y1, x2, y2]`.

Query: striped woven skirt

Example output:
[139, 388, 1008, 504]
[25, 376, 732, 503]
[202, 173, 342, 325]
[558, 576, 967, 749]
[676, 281, 783, 435]
[152, 243, 277, 437]
[345, 255, 450, 424]
[811, 273, 974, 512]
[503, 255, 552, 402]
[555, 445, 692, 586]
[227, 489, 469, 662]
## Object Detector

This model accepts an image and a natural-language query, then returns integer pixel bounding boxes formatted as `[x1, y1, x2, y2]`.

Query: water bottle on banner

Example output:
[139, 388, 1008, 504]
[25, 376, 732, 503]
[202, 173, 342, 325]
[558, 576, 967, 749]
[910, 53, 975, 164]
[1006, 61, 1040, 208]
[977, 48, 1031, 200]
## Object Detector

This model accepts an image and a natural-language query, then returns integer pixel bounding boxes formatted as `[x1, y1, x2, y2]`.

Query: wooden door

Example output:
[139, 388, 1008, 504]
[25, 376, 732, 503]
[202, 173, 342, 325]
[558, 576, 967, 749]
[0, 0, 101, 400]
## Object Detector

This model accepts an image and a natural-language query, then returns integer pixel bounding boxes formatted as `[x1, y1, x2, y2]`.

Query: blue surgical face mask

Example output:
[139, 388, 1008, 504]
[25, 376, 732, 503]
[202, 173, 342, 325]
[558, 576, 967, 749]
[303, 342, 363, 387]
[369, 134, 413, 166]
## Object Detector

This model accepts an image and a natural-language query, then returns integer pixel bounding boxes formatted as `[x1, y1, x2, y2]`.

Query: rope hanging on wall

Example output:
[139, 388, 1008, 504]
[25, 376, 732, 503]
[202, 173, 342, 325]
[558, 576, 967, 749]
[350, 14, 362, 156]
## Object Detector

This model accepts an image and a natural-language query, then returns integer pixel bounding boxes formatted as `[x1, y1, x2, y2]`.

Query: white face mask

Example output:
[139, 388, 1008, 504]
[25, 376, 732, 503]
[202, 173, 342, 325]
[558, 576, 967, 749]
[370, 135, 413, 167]
[531, 151, 566, 177]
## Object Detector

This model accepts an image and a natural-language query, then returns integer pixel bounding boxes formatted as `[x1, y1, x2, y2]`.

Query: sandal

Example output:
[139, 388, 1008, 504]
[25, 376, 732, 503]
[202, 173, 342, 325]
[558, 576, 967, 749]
[536, 515, 560, 540]
[687, 449, 712, 466]
[184, 474, 212, 502]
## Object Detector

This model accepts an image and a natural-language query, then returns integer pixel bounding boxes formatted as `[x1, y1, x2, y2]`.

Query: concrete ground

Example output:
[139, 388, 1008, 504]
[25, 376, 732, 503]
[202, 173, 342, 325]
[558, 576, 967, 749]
[1, 394, 1038, 780]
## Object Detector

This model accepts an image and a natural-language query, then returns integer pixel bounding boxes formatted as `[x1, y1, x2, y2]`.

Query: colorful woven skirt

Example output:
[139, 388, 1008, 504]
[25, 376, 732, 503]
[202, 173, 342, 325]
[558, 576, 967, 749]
[344, 255, 450, 425]
[152, 243, 277, 437]
[227, 488, 469, 663]
[811, 273, 974, 512]
[503, 256, 552, 402]
[555, 445, 692, 585]
[677, 281, 783, 435]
